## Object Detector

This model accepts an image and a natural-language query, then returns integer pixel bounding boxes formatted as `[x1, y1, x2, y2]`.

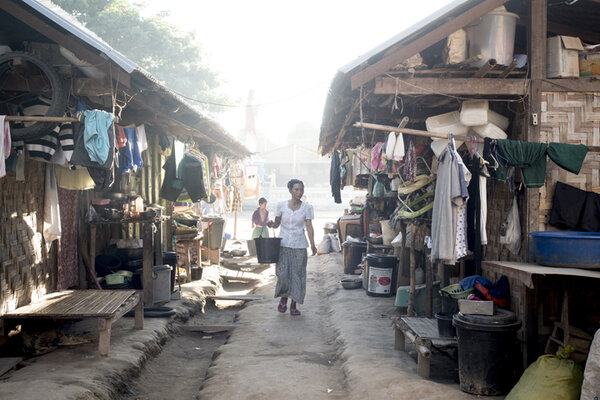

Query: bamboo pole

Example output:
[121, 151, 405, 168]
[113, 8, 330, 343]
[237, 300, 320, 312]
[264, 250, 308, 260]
[353, 121, 600, 152]
[5, 116, 79, 122]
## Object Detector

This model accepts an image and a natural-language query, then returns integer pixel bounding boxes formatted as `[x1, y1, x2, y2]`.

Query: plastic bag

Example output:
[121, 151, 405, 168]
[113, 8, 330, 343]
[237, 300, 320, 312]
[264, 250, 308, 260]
[506, 346, 583, 400]
[329, 234, 341, 252]
[317, 235, 331, 255]
[500, 196, 521, 255]
[391, 231, 403, 247]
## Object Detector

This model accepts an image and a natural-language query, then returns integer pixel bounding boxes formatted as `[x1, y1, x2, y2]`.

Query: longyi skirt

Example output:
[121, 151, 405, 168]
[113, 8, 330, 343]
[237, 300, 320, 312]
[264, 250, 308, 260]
[274, 247, 307, 304]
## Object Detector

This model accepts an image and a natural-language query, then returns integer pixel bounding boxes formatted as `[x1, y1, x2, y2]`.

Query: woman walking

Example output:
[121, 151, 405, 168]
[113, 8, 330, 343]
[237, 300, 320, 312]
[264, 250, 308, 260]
[268, 179, 317, 316]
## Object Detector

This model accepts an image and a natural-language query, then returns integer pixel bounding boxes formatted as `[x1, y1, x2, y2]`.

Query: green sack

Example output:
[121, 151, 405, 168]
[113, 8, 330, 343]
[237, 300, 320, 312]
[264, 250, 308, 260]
[506, 346, 584, 400]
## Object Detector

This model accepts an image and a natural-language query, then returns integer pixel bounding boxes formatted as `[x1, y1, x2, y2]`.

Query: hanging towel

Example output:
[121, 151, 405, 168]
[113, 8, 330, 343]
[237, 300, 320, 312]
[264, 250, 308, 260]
[497, 140, 548, 188]
[82, 110, 114, 164]
[136, 124, 148, 153]
[386, 131, 405, 161]
[43, 164, 61, 250]
[115, 125, 127, 148]
[547, 143, 588, 174]
[385, 132, 396, 160]
[371, 142, 386, 171]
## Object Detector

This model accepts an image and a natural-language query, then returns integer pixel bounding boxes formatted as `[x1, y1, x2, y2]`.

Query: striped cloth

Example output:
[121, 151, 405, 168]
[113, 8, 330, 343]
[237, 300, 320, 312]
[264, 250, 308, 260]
[12, 96, 74, 163]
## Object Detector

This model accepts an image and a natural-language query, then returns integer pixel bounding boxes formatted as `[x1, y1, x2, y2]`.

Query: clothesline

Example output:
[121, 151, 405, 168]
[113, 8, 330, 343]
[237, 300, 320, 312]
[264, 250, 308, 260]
[353, 121, 600, 153]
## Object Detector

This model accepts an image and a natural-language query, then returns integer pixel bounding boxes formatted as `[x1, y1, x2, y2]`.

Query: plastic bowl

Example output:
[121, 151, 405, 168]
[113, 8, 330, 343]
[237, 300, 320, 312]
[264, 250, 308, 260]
[529, 231, 600, 268]
[341, 278, 362, 290]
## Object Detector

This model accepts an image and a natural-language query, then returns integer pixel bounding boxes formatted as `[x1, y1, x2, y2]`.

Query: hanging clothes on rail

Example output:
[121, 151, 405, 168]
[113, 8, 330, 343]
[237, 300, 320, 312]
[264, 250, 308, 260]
[330, 149, 342, 204]
[431, 142, 469, 265]
[70, 120, 116, 190]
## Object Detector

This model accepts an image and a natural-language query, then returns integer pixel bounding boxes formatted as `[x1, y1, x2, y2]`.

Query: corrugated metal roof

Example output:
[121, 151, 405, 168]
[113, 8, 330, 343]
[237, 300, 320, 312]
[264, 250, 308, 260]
[17, 0, 250, 156]
[339, 0, 473, 74]
[22, 0, 138, 73]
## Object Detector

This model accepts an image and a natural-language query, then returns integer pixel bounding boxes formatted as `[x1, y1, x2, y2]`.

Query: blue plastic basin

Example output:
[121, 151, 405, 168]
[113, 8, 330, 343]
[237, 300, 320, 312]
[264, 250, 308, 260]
[529, 231, 600, 269]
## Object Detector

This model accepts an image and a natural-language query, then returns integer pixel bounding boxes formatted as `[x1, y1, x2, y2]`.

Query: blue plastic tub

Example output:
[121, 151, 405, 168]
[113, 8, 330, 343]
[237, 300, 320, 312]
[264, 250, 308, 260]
[529, 231, 600, 269]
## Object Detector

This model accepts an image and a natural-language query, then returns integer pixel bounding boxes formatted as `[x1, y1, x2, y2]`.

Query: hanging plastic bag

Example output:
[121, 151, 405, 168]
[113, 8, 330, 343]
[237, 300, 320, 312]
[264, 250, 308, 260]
[500, 196, 521, 255]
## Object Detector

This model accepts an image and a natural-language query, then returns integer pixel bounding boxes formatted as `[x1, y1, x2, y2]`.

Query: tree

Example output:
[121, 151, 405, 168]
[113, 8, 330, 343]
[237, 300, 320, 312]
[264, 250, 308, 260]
[51, 0, 228, 112]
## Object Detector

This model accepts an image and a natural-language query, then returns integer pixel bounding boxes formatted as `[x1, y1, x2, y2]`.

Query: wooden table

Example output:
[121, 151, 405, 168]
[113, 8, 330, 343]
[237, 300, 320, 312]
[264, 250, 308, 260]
[89, 217, 166, 305]
[175, 234, 203, 282]
[3, 290, 143, 356]
[393, 316, 457, 378]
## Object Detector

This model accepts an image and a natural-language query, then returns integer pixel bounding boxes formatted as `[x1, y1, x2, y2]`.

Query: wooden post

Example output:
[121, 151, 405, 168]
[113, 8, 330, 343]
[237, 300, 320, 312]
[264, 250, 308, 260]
[143, 223, 154, 306]
[395, 326, 406, 351]
[233, 209, 238, 240]
[134, 291, 144, 330]
[396, 223, 407, 289]
[526, 0, 547, 261]
[407, 224, 416, 316]
[98, 318, 112, 356]
[89, 224, 97, 280]
[425, 247, 433, 317]
[154, 222, 163, 266]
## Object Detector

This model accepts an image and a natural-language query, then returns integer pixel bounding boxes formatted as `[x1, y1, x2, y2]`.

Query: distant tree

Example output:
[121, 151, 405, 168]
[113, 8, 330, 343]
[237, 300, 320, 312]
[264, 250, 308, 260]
[51, 0, 228, 112]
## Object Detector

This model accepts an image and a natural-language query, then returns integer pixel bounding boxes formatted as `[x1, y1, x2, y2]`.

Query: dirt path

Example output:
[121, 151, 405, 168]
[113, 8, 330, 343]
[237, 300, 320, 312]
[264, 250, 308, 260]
[197, 259, 348, 400]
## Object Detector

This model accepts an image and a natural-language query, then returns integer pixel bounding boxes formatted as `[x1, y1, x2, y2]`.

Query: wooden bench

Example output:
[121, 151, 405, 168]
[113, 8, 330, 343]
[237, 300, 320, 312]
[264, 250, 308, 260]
[393, 316, 457, 378]
[2, 290, 143, 356]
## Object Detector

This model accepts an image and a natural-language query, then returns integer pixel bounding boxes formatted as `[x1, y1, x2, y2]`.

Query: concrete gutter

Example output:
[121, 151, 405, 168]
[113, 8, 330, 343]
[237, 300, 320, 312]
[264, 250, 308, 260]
[0, 267, 222, 400]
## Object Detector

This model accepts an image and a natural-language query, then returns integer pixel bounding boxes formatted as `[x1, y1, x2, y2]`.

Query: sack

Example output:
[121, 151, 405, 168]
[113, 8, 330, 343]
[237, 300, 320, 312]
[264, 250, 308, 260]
[317, 235, 332, 255]
[506, 347, 583, 400]
[500, 196, 521, 255]
[329, 234, 341, 252]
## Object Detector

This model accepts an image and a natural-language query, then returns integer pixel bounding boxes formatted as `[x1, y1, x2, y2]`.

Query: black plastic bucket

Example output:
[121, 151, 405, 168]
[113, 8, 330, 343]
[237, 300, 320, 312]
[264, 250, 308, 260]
[365, 253, 398, 297]
[435, 312, 456, 337]
[342, 241, 367, 274]
[254, 237, 282, 263]
[453, 310, 522, 395]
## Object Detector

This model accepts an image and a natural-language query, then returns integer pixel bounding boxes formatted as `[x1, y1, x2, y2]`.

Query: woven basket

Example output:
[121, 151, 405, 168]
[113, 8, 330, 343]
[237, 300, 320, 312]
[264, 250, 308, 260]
[439, 283, 474, 299]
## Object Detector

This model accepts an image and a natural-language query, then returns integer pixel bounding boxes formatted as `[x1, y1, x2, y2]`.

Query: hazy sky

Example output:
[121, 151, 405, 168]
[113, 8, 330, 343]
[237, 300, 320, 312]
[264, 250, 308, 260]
[143, 0, 455, 150]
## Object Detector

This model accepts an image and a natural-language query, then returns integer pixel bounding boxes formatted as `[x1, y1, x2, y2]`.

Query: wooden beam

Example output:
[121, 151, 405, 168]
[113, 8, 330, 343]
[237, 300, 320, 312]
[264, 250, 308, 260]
[0, 0, 129, 88]
[350, 0, 509, 89]
[542, 78, 600, 92]
[374, 77, 528, 96]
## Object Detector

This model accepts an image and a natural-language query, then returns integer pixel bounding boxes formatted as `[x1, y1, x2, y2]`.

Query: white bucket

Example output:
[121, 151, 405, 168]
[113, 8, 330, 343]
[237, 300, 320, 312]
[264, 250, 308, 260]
[472, 123, 508, 139]
[153, 265, 172, 304]
[467, 8, 519, 67]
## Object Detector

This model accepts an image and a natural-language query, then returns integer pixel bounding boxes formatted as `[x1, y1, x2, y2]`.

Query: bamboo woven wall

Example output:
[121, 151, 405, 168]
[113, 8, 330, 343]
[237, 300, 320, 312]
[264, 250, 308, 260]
[538, 92, 600, 231]
[0, 161, 56, 315]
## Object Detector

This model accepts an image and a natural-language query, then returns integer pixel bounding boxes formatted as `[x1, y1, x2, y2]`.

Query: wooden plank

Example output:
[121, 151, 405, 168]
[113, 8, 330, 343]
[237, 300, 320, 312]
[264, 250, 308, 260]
[206, 294, 264, 301]
[350, 0, 509, 89]
[0, 358, 22, 376]
[374, 77, 528, 96]
[541, 78, 600, 93]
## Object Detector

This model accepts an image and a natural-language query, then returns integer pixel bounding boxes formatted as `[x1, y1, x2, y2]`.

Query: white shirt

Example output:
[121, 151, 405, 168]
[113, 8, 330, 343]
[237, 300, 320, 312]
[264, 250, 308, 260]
[276, 200, 314, 248]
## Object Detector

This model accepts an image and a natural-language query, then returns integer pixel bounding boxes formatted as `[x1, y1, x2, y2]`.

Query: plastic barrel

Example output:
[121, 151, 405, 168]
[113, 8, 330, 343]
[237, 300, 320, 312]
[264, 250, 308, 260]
[365, 254, 398, 297]
[254, 237, 282, 263]
[453, 310, 522, 395]
[435, 312, 456, 337]
[342, 241, 367, 274]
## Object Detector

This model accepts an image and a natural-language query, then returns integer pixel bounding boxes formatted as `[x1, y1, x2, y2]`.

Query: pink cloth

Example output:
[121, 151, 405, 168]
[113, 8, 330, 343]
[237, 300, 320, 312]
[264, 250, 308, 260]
[371, 142, 386, 171]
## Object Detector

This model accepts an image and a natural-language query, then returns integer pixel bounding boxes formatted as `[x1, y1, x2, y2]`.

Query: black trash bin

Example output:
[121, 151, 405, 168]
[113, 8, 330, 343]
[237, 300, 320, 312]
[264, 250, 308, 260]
[453, 309, 522, 395]
[163, 252, 178, 293]
[342, 241, 367, 274]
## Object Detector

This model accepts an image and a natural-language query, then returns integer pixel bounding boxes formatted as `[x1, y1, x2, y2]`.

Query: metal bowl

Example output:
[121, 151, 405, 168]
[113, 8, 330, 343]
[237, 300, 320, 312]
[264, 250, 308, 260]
[340, 278, 362, 290]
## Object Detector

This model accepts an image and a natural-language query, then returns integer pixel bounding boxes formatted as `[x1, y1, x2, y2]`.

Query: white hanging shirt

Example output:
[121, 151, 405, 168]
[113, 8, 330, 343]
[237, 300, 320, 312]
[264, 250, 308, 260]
[276, 200, 314, 249]
[0, 116, 10, 178]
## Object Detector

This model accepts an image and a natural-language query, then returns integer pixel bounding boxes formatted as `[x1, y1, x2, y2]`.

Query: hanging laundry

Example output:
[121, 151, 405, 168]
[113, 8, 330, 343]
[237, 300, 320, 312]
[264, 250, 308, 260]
[159, 134, 170, 151]
[54, 165, 95, 190]
[431, 144, 467, 264]
[70, 120, 115, 189]
[57, 187, 79, 290]
[497, 140, 588, 188]
[402, 138, 417, 181]
[43, 164, 61, 251]
[83, 109, 114, 164]
[330, 150, 342, 204]
[385, 131, 405, 161]
[118, 127, 143, 173]
[0, 116, 10, 179]
[136, 124, 148, 153]
[243, 164, 260, 200]
[115, 125, 127, 148]
[371, 142, 386, 171]
[159, 141, 208, 202]
[549, 181, 600, 231]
